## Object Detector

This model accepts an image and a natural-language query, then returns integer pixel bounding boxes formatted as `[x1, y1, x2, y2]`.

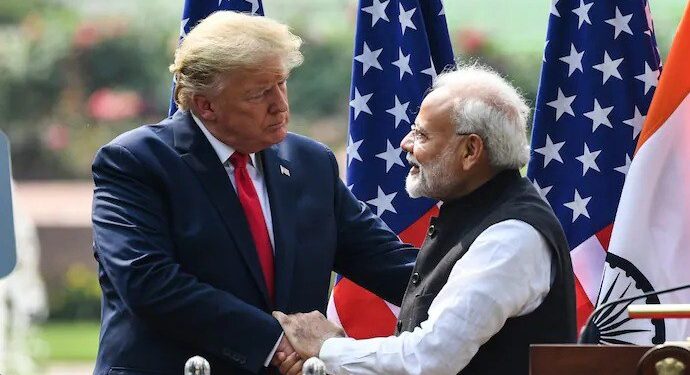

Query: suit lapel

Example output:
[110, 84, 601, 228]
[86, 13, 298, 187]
[260, 146, 296, 311]
[172, 111, 272, 307]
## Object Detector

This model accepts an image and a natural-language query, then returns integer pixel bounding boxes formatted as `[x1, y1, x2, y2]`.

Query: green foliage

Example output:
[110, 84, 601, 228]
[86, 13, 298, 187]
[1, 0, 682, 180]
[0, 12, 75, 125]
[288, 34, 354, 121]
[36, 321, 100, 362]
[3, 71, 66, 125]
[78, 28, 173, 112]
[48, 264, 101, 321]
[0, 0, 46, 24]
[0, 2, 175, 179]
[10, 134, 78, 179]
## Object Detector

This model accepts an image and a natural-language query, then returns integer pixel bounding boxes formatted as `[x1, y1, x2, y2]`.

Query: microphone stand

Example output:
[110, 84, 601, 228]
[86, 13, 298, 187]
[579, 283, 690, 344]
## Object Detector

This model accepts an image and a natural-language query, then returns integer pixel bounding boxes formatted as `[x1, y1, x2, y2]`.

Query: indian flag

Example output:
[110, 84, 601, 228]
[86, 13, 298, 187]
[595, 1, 690, 344]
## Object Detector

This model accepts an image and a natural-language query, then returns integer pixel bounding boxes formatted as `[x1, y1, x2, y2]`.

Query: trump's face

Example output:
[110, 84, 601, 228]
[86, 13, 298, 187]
[201, 55, 290, 154]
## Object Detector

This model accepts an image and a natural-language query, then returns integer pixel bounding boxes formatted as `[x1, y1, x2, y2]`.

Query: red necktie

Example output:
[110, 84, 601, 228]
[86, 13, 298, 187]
[229, 152, 275, 302]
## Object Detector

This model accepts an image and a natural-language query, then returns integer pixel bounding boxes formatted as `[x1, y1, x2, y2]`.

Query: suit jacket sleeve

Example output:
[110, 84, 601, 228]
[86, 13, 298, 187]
[327, 149, 417, 305]
[92, 143, 281, 373]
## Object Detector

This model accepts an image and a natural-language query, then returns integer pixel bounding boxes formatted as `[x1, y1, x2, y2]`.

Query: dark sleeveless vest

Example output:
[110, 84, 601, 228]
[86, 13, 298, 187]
[396, 170, 576, 375]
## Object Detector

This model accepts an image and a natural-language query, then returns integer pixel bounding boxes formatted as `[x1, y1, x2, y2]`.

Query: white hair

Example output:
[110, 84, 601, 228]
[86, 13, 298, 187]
[433, 64, 530, 169]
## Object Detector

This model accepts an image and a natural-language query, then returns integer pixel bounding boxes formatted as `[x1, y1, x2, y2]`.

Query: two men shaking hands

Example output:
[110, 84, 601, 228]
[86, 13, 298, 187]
[270, 311, 344, 375]
[91, 11, 575, 375]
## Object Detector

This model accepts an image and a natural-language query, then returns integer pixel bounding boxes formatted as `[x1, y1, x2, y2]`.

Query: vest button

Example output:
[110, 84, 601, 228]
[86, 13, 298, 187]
[411, 272, 421, 285]
[427, 225, 436, 237]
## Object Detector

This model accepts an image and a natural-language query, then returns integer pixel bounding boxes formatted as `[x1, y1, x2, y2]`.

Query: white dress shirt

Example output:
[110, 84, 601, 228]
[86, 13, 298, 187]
[192, 113, 275, 249]
[191, 113, 282, 365]
[319, 219, 553, 375]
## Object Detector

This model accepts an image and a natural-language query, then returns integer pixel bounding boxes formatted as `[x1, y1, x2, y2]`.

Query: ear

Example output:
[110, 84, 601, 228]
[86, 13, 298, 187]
[461, 134, 485, 170]
[190, 94, 216, 122]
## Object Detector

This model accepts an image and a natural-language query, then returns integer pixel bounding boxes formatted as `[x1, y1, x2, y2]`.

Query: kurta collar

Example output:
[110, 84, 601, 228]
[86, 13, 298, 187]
[439, 169, 522, 216]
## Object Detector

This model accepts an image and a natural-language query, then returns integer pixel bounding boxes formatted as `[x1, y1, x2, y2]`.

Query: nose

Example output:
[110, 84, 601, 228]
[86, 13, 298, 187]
[269, 84, 289, 114]
[401, 130, 414, 153]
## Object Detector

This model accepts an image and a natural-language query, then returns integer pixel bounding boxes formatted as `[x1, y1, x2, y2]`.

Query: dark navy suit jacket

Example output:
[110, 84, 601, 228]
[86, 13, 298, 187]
[91, 111, 416, 375]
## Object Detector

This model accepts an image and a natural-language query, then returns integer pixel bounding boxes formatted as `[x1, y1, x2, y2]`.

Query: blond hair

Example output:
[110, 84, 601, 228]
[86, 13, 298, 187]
[169, 11, 304, 110]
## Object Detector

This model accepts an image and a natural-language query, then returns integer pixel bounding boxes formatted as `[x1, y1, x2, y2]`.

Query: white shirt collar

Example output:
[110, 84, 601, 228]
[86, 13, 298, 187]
[190, 112, 258, 167]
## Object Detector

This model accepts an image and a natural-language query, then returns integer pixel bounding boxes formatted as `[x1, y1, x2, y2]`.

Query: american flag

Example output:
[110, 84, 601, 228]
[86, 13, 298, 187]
[527, 0, 661, 331]
[326, 0, 454, 339]
[169, 0, 264, 116]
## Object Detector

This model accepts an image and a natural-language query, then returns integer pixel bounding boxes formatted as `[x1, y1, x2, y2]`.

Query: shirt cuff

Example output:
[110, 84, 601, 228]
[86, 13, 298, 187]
[319, 336, 361, 375]
[264, 332, 284, 367]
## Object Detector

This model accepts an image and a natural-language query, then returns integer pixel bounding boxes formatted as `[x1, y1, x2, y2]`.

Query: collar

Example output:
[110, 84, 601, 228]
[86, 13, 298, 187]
[439, 169, 522, 215]
[190, 112, 258, 167]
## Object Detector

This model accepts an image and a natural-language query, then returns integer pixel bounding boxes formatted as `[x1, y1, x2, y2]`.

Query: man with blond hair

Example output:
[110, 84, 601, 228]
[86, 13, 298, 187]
[91, 12, 415, 375]
[274, 65, 576, 375]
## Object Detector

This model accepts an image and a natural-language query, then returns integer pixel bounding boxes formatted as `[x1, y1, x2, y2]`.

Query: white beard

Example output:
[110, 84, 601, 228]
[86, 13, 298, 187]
[405, 172, 425, 198]
[405, 147, 456, 199]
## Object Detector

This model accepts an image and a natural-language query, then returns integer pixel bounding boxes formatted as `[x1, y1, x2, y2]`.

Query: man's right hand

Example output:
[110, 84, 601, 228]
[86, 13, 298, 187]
[271, 335, 294, 366]
[271, 335, 304, 375]
[273, 311, 345, 359]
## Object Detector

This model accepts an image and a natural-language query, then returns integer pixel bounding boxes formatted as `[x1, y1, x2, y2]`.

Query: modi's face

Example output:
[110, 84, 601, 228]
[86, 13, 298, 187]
[401, 89, 463, 200]
[405, 145, 457, 199]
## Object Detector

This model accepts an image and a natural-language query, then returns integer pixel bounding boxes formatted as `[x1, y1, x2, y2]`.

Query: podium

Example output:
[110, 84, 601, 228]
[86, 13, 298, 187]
[530, 344, 690, 374]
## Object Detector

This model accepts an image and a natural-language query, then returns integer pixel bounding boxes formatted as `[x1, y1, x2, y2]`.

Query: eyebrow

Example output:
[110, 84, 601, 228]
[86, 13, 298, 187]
[412, 123, 427, 132]
[246, 75, 290, 93]
[245, 84, 272, 96]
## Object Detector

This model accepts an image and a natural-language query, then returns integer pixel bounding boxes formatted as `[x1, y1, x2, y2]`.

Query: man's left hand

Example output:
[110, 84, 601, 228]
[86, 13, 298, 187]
[272, 311, 346, 359]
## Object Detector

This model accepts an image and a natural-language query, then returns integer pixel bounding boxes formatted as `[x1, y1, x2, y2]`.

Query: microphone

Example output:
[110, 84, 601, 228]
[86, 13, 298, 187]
[579, 283, 690, 344]
[185, 355, 211, 375]
[303, 357, 327, 375]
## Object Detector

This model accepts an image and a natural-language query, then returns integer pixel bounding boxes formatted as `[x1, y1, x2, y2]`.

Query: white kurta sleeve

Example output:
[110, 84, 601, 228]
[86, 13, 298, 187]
[319, 219, 553, 375]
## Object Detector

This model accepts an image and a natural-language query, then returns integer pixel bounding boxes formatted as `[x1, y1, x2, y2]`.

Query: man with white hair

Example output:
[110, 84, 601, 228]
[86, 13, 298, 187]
[274, 65, 576, 375]
[91, 12, 416, 375]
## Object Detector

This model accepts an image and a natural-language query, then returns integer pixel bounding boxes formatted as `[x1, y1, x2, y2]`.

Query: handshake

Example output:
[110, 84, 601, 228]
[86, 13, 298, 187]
[270, 311, 346, 375]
